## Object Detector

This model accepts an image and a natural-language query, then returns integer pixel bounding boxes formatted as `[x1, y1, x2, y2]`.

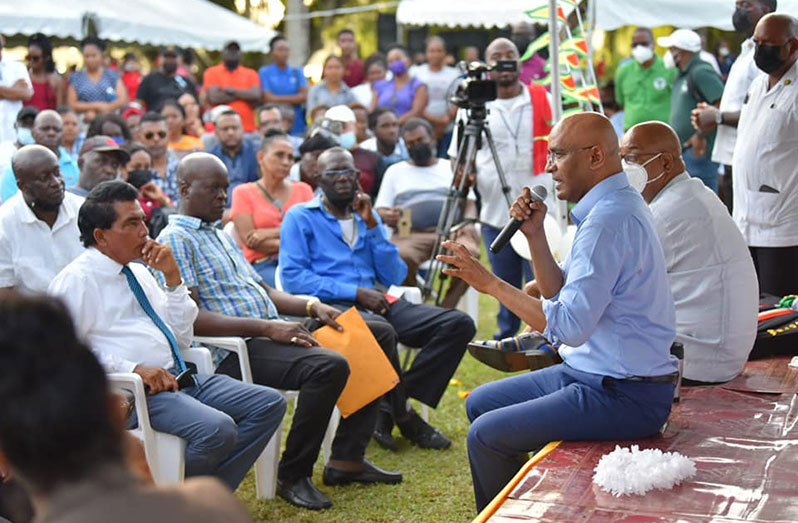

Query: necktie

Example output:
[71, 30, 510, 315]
[121, 265, 188, 373]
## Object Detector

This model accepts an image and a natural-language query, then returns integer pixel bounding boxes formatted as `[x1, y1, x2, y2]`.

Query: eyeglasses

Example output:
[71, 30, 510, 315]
[319, 168, 358, 181]
[546, 145, 594, 165]
[144, 131, 167, 140]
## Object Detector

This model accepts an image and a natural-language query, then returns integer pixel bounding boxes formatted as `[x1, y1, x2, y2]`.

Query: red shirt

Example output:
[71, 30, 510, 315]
[343, 58, 365, 88]
[203, 64, 260, 132]
[122, 71, 141, 101]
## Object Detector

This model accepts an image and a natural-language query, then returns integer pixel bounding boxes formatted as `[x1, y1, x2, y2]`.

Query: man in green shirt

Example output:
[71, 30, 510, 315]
[614, 28, 677, 130]
[659, 29, 725, 193]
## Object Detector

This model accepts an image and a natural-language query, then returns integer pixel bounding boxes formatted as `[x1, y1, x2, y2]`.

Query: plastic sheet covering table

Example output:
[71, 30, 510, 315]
[477, 357, 798, 522]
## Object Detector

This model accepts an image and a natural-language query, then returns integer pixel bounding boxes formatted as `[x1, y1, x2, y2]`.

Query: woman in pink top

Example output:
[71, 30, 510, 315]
[231, 129, 313, 286]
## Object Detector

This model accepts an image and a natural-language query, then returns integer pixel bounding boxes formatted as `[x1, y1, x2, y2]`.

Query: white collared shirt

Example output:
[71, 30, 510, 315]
[48, 248, 198, 374]
[732, 58, 798, 247]
[650, 173, 758, 382]
[0, 59, 32, 143]
[712, 38, 762, 165]
[448, 88, 554, 229]
[0, 191, 85, 294]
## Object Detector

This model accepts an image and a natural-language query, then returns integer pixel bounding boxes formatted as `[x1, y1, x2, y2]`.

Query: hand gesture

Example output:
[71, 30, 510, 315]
[437, 240, 497, 293]
[509, 187, 548, 238]
[141, 240, 182, 287]
[690, 102, 719, 133]
[263, 320, 319, 348]
[377, 207, 401, 228]
[312, 302, 343, 331]
[134, 365, 178, 394]
[356, 288, 391, 315]
[353, 191, 377, 228]
[140, 182, 171, 207]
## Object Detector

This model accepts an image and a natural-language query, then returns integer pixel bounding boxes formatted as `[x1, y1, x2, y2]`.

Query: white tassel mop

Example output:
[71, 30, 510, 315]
[593, 445, 697, 497]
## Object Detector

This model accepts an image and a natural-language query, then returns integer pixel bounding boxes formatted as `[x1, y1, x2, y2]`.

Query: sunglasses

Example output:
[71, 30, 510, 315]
[144, 131, 167, 140]
[319, 168, 358, 181]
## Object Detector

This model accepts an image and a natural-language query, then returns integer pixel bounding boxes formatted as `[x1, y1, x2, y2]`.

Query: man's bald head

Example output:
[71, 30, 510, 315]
[485, 38, 521, 89]
[32, 110, 63, 152]
[317, 147, 354, 172]
[754, 13, 798, 76]
[177, 152, 230, 222]
[485, 38, 519, 61]
[621, 122, 686, 203]
[546, 112, 623, 202]
[11, 145, 64, 212]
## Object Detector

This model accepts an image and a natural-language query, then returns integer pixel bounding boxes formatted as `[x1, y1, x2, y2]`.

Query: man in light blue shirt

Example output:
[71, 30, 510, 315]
[1, 110, 79, 202]
[440, 113, 678, 512]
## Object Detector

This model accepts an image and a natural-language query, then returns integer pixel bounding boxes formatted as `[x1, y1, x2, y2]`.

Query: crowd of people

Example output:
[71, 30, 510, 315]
[0, 0, 797, 519]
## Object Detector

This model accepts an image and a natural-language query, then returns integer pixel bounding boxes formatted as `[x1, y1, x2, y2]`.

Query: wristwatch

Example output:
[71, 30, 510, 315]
[714, 111, 724, 126]
[306, 297, 320, 317]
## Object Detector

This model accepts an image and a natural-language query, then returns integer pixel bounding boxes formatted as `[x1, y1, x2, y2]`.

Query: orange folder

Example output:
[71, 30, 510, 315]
[313, 307, 400, 417]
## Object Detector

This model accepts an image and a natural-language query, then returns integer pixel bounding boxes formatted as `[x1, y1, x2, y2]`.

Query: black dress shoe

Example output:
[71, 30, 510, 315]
[372, 410, 399, 451]
[277, 477, 332, 510]
[396, 410, 451, 450]
[322, 459, 403, 486]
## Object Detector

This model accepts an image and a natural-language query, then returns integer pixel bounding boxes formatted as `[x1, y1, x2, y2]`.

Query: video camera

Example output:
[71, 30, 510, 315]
[450, 60, 518, 109]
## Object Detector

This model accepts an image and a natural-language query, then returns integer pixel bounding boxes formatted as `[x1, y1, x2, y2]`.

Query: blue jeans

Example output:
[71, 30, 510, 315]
[683, 147, 719, 193]
[136, 373, 286, 489]
[481, 224, 533, 339]
[253, 259, 278, 288]
[466, 364, 674, 511]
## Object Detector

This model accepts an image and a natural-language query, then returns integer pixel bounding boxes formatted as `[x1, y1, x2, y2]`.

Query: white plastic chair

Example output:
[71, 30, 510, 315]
[193, 335, 340, 499]
[108, 346, 214, 486]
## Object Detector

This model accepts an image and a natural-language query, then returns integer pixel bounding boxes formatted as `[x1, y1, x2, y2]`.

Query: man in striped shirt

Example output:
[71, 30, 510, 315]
[156, 153, 401, 511]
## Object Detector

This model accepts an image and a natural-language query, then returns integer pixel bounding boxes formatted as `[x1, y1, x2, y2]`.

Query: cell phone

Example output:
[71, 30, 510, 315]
[176, 369, 196, 390]
[398, 208, 412, 238]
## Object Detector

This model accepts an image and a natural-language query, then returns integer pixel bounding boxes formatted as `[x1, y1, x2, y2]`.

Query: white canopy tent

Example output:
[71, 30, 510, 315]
[397, 0, 798, 30]
[0, 0, 276, 51]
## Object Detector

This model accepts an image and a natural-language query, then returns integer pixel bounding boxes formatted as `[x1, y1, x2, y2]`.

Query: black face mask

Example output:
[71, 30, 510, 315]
[732, 8, 754, 35]
[224, 59, 240, 71]
[408, 143, 433, 165]
[162, 61, 178, 75]
[754, 44, 787, 74]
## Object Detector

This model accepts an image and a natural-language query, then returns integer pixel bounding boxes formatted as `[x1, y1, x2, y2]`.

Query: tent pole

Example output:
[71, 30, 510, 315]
[548, 0, 568, 234]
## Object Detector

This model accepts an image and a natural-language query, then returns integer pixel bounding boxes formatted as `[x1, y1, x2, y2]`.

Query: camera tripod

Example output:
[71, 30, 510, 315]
[421, 104, 516, 304]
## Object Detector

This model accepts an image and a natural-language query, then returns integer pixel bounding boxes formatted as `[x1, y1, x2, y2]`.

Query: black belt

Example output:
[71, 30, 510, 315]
[605, 372, 680, 385]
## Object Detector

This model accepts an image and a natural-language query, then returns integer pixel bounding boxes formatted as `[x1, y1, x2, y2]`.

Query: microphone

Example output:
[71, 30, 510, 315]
[489, 185, 548, 254]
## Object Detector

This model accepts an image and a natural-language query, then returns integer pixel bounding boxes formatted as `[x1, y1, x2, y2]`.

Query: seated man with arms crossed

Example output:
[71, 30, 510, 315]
[279, 147, 476, 452]
[156, 153, 401, 511]
[49, 180, 286, 492]
[0, 294, 253, 523]
[440, 113, 678, 512]
[621, 121, 758, 383]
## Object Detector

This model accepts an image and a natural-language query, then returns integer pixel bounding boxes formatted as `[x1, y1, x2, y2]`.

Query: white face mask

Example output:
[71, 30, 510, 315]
[663, 50, 676, 69]
[623, 153, 664, 193]
[631, 45, 654, 64]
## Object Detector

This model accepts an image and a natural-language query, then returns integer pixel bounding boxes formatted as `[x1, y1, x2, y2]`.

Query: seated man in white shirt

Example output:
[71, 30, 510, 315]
[48, 180, 286, 490]
[0, 145, 85, 296]
[374, 118, 479, 308]
[620, 121, 758, 384]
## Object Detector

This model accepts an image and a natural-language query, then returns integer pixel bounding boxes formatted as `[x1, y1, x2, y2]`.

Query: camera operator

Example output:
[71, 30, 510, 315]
[447, 37, 553, 340]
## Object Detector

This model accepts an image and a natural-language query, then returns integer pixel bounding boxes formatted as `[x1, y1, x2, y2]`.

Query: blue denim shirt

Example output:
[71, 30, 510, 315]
[542, 172, 678, 378]
[278, 196, 408, 302]
[207, 139, 259, 207]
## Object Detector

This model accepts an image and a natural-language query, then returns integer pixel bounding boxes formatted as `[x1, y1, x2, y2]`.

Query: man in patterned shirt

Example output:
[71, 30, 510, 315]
[156, 153, 402, 511]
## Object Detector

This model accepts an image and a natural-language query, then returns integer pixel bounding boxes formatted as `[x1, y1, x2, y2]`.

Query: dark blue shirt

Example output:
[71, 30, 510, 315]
[278, 196, 407, 302]
[258, 64, 307, 136]
[207, 140, 259, 206]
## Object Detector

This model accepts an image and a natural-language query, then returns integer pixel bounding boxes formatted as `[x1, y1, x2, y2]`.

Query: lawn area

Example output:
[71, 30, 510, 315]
[236, 272, 519, 522]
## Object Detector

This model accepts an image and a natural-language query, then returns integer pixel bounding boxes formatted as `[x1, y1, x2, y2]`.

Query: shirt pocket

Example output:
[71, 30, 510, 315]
[743, 189, 785, 227]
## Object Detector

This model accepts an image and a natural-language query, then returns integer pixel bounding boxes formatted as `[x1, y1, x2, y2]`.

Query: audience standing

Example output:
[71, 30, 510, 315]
[0, 145, 84, 295]
[0, 34, 33, 143]
[361, 107, 408, 180]
[135, 46, 197, 112]
[24, 33, 63, 111]
[307, 56, 356, 116]
[732, 13, 798, 297]
[372, 45, 428, 124]
[414, 37, 460, 157]
[352, 54, 387, 108]
[260, 36, 308, 137]
[511, 22, 547, 84]
[339, 29, 365, 87]
[67, 37, 127, 122]
[203, 41, 261, 134]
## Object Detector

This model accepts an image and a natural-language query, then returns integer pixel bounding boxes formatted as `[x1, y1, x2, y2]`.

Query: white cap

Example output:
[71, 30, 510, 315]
[657, 29, 701, 53]
[324, 105, 356, 123]
[207, 104, 235, 124]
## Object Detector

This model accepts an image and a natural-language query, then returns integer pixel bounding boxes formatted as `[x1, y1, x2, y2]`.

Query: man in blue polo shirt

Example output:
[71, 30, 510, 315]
[440, 113, 678, 512]
[259, 36, 308, 137]
[1, 110, 79, 202]
[206, 110, 258, 206]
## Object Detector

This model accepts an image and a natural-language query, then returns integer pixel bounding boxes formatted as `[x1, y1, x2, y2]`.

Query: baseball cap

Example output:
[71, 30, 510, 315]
[657, 29, 701, 53]
[160, 45, 182, 56]
[79, 136, 131, 163]
[324, 105, 356, 123]
[16, 106, 39, 123]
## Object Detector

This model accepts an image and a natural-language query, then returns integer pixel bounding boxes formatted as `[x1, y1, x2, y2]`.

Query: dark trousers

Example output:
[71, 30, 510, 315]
[215, 317, 400, 481]
[749, 246, 798, 297]
[336, 299, 475, 410]
[466, 364, 674, 512]
[719, 164, 733, 214]
[481, 224, 533, 339]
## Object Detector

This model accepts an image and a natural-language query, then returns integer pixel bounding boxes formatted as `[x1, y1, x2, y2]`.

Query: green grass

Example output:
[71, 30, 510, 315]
[236, 274, 511, 522]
